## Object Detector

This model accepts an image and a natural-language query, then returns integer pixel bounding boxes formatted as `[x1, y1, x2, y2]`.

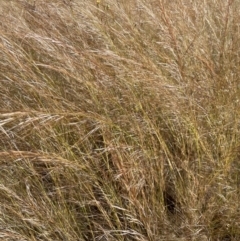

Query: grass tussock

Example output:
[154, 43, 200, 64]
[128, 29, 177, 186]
[1, 0, 240, 240]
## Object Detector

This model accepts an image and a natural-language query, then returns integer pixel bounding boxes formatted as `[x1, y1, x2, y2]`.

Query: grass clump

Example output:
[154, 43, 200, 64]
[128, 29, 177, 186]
[1, 0, 240, 240]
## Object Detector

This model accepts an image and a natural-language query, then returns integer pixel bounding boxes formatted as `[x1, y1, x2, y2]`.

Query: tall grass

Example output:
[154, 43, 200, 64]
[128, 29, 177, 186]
[1, 0, 240, 240]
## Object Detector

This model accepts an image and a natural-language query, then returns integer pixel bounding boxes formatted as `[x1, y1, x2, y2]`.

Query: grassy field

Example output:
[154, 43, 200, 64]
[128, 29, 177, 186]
[0, 0, 240, 240]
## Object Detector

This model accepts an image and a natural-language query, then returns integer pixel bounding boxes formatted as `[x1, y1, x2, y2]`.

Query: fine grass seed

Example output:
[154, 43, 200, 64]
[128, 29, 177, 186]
[0, 0, 240, 240]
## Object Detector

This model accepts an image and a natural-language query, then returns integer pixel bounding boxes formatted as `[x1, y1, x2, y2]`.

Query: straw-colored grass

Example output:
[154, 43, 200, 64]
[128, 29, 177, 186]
[1, 0, 240, 240]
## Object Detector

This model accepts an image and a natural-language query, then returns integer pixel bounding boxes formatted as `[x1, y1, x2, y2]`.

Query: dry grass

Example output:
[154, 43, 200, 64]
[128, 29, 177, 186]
[0, 0, 240, 240]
